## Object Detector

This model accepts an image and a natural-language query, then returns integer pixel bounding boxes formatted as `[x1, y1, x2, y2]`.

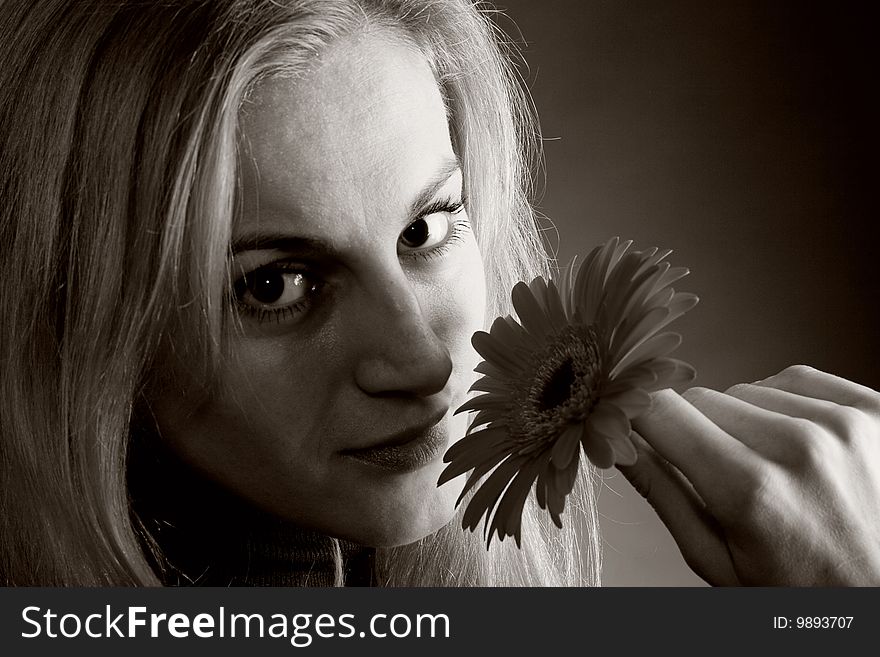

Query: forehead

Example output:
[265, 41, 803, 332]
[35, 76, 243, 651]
[236, 31, 454, 238]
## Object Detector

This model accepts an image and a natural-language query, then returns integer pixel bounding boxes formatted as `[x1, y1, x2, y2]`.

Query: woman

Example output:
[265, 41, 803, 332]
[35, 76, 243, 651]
[0, 0, 597, 586]
[0, 0, 877, 586]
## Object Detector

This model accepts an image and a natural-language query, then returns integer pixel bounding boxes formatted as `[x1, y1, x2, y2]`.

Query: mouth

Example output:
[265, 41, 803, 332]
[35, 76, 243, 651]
[340, 409, 449, 472]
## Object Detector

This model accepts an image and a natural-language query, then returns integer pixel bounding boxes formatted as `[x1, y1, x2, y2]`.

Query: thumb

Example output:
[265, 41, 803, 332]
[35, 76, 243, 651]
[617, 431, 739, 585]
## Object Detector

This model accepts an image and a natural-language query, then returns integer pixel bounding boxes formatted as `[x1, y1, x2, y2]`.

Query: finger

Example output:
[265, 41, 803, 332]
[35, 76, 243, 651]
[726, 382, 877, 451]
[632, 389, 765, 509]
[681, 387, 799, 460]
[724, 382, 837, 419]
[755, 365, 880, 415]
[617, 431, 739, 586]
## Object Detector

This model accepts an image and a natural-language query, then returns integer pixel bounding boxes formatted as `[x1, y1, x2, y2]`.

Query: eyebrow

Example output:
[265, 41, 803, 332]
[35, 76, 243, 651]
[231, 156, 463, 256]
[230, 234, 332, 257]
[407, 156, 463, 217]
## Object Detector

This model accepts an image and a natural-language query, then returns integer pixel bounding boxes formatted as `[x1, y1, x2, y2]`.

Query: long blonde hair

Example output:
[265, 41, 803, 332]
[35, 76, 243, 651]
[0, 0, 601, 586]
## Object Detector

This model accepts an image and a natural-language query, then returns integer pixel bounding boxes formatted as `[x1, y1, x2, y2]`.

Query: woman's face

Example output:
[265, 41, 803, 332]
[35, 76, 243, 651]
[150, 31, 487, 546]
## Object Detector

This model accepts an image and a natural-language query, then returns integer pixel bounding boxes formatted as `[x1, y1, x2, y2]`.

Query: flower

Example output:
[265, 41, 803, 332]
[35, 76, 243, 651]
[438, 237, 698, 547]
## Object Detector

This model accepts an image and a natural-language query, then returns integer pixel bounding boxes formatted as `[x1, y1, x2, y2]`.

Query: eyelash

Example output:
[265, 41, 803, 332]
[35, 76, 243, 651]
[234, 197, 470, 324]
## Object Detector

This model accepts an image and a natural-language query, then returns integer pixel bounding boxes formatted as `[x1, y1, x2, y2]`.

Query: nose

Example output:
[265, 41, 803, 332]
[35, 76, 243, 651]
[353, 275, 453, 399]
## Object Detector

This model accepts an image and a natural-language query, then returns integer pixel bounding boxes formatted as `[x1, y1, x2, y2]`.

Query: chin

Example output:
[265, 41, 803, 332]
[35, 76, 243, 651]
[339, 466, 464, 547]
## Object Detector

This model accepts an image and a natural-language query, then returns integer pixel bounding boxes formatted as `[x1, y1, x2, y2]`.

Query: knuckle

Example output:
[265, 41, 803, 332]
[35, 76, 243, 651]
[724, 382, 751, 396]
[779, 364, 816, 380]
[762, 415, 834, 472]
[861, 391, 880, 417]
[788, 431, 834, 473]
[781, 416, 821, 441]
[723, 464, 775, 525]
[826, 406, 875, 445]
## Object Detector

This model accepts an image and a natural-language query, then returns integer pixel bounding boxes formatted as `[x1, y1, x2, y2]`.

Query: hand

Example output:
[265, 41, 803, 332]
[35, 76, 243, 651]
[618, 365, 880, 586]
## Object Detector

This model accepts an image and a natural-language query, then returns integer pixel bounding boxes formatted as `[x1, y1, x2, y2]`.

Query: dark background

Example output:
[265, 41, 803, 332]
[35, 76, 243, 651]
[497, 1, 877, 585]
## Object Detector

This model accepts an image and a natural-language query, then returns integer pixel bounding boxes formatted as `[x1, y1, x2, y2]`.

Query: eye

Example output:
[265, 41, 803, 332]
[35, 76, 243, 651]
[244, 269, 306, 305]
[398, 200, 465, 255]
[234, 265, 316, 321]
[399, 213, 450, 251]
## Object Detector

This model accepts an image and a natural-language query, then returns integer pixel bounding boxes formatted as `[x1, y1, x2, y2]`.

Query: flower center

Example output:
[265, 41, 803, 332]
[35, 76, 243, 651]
[539, 358, 576, 411]
[510, 324, 604, 446]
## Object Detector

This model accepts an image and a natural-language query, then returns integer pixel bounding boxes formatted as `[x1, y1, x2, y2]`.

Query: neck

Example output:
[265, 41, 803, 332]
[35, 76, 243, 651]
[128, 433, 375, 586]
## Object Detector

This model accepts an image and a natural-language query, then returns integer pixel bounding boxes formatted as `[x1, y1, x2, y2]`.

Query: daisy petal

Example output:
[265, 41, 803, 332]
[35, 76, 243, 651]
[553, 455, 580, 498]
[604, 262, 661, 328]
[633, 357, 697, 390]
[571, 244, 603, 319]
[512, 281, 555, 340]
[461, 454, 530, 533]
[441, 425, 510, 469]
[550, 422, 583, 470]
[638, 245, 667, 267]
[607, 432, 638, 466]
[655, 358, 698, 388]
[500, 315, 543, 350]
[487, 454, 547, 546]
[469, 376, 515, 394]
[582, 238, 624, 323]
[580, 428, 616, 469]
[600, 250, 642, 306]
[609, 238, 634, 271]
[528, 276, 551, 312]
[610, 331, 682, 377]
[469, 408, 509, 428]
[544, 280, 569, 331]
[474, 360, 512, 379]
[559, 258, 579, 319]
[544, 456, 580, 523]
[637, 246, 660, 268]
[472, 331, 530, 374]
[442, 437, 510, 477]
[610, 305, 670, 362]
[650, 265, 690, 296]
[587, 402, 631, 442]
[654, 247, 673, 263]
[623, 265, 673, 319]
[454, 447, 514, 504]
[545, 485, 565, 528]
[535, 466, 549, 510]
[641, 291, 699, 337]
[647, 286, 675, 310]
[487, 315, 531, 351]
[600, 386, 653, 418]
[655, 292, 700, 331]
[455, 393, 509, 415]
[604, 364, 659, 393]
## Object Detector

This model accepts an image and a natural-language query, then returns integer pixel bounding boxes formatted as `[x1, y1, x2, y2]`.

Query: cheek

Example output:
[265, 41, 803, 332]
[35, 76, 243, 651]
[431, 235, 487, 394]
[458, 238, 488, 354]
[145, 338, 333, 484]
[443, 236, 487, 342]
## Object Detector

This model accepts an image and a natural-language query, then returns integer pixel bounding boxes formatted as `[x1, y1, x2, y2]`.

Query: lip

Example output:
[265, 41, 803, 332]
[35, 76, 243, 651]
[340, 409, 449, 472]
